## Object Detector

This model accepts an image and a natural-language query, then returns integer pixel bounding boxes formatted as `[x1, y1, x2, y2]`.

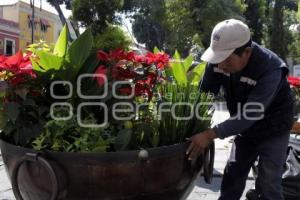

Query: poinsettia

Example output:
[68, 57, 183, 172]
[0, 25, 213, 153]
[0, 51, 36, 86]
[288, 76, 300, 120]
[94, 49, 169, 100]
[288, 76, 300, 88]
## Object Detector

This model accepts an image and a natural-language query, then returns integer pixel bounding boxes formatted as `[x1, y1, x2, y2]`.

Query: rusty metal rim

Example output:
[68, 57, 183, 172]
[0, 140, 189, 164]
[11, 152, 59, 200]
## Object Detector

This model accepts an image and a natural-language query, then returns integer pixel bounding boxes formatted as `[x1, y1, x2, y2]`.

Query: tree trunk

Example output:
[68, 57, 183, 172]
[270, 0, 286, 60]
[50, 0, 78, 40]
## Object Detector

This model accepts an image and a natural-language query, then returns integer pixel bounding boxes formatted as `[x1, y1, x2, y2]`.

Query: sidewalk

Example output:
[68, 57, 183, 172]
[0, 109, 255, 200]
[186, 137, 255, 200]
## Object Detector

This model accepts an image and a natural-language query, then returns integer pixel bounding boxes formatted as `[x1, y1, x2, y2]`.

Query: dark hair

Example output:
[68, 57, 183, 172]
[233, 39, 252, 56]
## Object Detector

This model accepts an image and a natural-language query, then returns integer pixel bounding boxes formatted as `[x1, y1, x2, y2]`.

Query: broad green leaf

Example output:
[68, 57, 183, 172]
[35, 50, 63, 71]
[68, 28, 93, 76]
[4, 103, 20, 123]
[183, 55, 194, 72]
[53, 25, 68, 57]
[92, 140, 109, 152]
[115, 129, 132, 151]
[2, 123, 15, 136]
[189, 62, 206, 85]
[170, 50, 187, 85]
[153, 46, 161, 53]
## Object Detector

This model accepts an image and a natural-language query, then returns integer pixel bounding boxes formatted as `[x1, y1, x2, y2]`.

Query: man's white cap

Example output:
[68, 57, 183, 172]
[201, 19, 251, 64]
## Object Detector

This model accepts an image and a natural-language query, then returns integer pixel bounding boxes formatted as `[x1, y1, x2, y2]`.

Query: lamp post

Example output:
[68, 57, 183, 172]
[30, 0, 35, 44]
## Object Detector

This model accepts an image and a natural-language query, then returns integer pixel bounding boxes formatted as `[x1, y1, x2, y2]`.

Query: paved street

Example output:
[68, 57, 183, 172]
[0, 109, 255, 200]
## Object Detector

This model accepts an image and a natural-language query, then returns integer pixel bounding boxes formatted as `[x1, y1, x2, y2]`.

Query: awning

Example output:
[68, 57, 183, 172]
[40, 19, 50, 27]
[27, 14, 39, 23]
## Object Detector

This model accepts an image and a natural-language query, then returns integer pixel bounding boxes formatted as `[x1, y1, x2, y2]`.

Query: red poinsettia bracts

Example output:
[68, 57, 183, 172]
[288, 76, 300, 88]
[0, 51, 36, 86]
[94, 65, 107, 87]
[94, 49, 170, 100]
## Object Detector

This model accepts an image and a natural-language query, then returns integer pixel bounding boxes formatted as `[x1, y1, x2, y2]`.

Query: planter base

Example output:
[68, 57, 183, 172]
[0, 140, 211, 200]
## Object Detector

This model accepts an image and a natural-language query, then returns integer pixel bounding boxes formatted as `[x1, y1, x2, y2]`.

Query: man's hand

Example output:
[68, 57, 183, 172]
[186, 129, 217, 160]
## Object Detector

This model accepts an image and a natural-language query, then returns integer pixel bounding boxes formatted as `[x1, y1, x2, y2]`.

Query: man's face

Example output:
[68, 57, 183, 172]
[217, 48, 252, 73]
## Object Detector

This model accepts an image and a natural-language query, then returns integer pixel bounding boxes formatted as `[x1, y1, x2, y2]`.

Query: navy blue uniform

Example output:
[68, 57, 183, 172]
[200, 42, 295, 200]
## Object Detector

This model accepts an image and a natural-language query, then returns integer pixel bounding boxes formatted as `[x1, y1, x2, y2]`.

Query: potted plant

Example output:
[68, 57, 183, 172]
[0, 26, 214, 200]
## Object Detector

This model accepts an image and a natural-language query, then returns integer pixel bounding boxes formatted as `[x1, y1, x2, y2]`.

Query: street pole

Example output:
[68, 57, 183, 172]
[31, 0, 35, 44]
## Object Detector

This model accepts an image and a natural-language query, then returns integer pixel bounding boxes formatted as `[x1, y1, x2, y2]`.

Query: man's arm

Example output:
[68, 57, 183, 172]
[186, 68, 283, 160]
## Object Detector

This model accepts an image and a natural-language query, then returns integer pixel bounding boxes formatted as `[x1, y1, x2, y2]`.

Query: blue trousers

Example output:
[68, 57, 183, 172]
[218, 133, 290, 200]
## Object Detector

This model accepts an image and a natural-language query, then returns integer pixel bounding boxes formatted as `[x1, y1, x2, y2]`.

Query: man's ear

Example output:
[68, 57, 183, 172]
[244, 47, 252, 58]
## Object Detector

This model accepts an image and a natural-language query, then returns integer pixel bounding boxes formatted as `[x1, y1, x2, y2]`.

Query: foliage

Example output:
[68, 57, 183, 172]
[0, 26, 212, 152]
[32, 107, 111, 152]
[72, 0, 124, 34]
[0, 25, 94, 148]
[243, 0, 266, 44]
[131, 0, 167, 51]
[93, 25, 132, 52]
[288, 33, 300, 64]
[190, 0, 246, 48]
[125, 0, 246, 55]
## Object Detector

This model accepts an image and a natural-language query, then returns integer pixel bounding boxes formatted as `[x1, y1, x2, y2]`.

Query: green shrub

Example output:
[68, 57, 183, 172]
[94, 25, 132, 51]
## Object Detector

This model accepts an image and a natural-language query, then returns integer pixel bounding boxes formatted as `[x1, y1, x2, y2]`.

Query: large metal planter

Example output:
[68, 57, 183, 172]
[0, 139, 214, 200]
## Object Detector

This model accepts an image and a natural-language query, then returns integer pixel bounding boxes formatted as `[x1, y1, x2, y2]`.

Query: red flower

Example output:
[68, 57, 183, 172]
[133, 54, 147, 63]
[288, 76, 300, 88]
[0, 51, 36, 85]
[10, 76, 25, 86]
[97, 50, 109, 61]
[118, 86, 133, 95]
[109, 49, 126, 60]
[94, 65, 107, 87]
[142, 52, 169, 69]
[111, 65, 135, 80]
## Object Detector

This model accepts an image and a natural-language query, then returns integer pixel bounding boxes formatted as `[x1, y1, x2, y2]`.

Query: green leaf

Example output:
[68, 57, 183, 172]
[4, 103, 20, 123]
[35, 50, 63, 71]
[68, 28, 93, 78]
[92, 140, 108, 153]
[188, 62, 206, 85]
[31, 58, 45, 73]
[53, 25, 68, 57]
[170, 50, 187, 86]
[183, 55, 194, 72]
[153, 46, 161, 53]
[115, 129, 132, 151]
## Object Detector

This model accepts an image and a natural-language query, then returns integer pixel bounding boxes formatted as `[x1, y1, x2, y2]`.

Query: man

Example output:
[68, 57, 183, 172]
[186, 19, 295, 200]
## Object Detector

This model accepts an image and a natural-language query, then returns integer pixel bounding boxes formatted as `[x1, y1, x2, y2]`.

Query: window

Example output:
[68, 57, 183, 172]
[4, 39, 15, 56]
[40, 19, 50, 32]
[28, 15, 37, 29]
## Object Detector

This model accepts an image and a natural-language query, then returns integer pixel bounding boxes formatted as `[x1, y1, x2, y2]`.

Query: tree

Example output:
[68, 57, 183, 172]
[270, 0, 286, 59]
[46, 0, 71, 26]
[126, 0, 245, 55]
[46, 0, 80, 38]
[190, 0, 246, 48]
[243, 0, 266, 44]
[164, 0, 197, 56]
[71, 0, 123, 34]
[130, 0, 168, 52]
[267, 0, 298, 60]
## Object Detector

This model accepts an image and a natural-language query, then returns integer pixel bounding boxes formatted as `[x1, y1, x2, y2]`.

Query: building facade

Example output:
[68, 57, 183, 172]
[0, 1, 65, 52]
[0, 18, 19, 56]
